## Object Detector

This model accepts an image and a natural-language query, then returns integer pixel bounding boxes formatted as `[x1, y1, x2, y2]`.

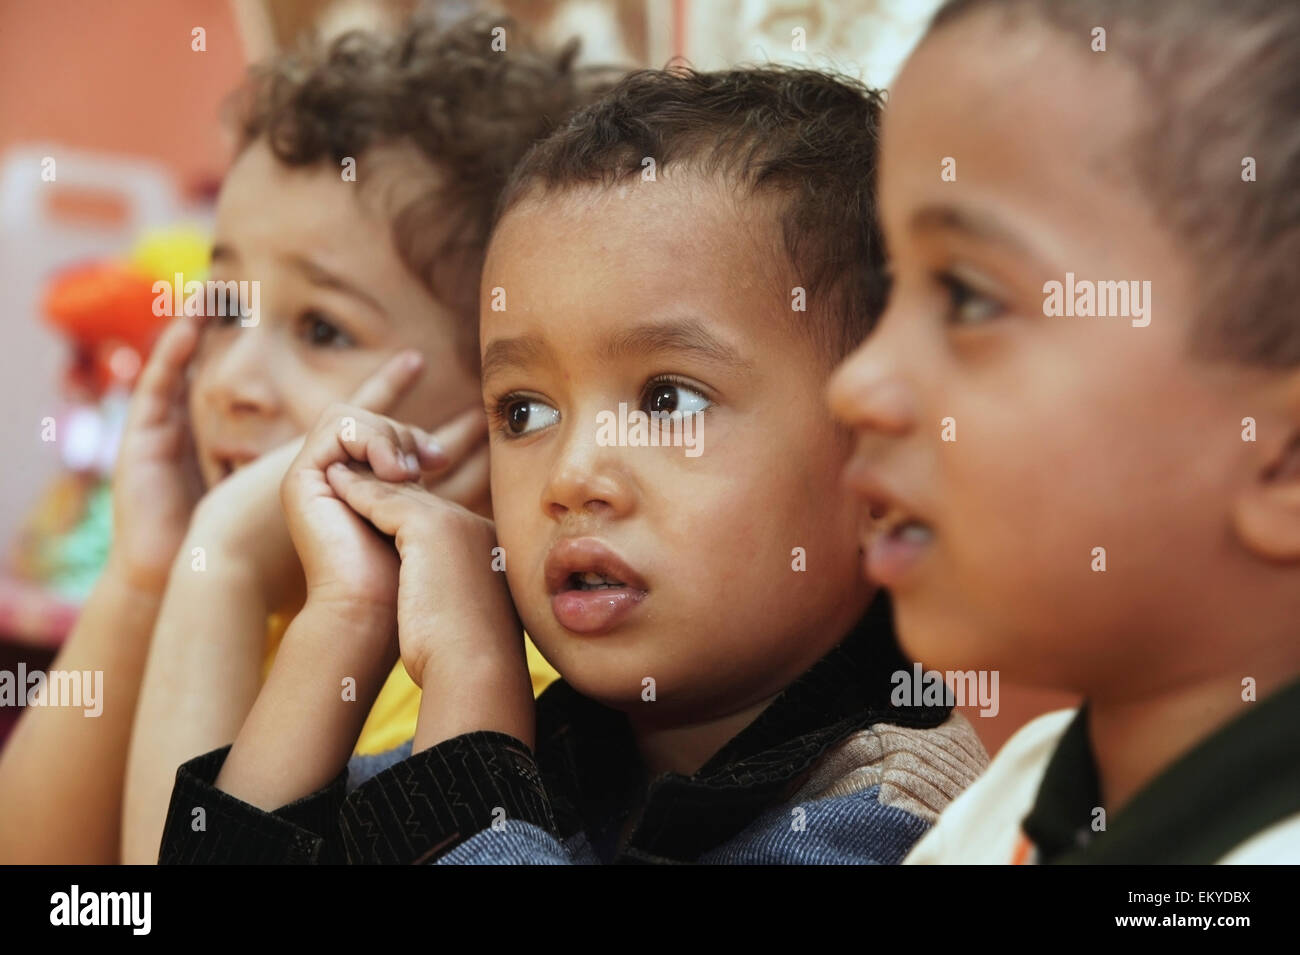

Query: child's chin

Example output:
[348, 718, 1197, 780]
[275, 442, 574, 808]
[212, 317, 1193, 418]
[892, 603, 986, 672]
[562, 672, 649, 712]
[546, 653, 671, 711]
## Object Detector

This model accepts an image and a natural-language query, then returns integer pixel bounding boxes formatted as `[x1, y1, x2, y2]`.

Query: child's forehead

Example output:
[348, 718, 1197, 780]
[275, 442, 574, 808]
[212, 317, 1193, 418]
[219, 138, 444, 232]
[488, 174, 791, 292]
[882, 19, 1148, 240]
[513, 171, 774, 231]
[893, 16, 1142, 153]
[480, 178, 821, 373]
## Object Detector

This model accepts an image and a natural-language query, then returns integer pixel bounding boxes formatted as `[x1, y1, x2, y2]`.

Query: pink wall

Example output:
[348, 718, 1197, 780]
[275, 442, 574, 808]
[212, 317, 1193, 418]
[0, 0, 247, 550]
[0, 0, 246, 185]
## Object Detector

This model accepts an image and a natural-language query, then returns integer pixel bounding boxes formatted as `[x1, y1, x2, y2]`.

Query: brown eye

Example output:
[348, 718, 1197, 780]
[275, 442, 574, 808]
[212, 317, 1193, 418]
[648, 383, 678, 414]
[940, 274, 1005, 326]
[502, 397, 558, 436]
[299, 310, 354, 348]
[640, 379, 710, 418]
[507, 400, 531, 434]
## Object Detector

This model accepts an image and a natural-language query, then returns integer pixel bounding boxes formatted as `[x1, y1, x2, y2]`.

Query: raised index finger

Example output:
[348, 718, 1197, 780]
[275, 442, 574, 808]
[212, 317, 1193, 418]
[349, 350, 426, 414]
[126, 315, 201, 429]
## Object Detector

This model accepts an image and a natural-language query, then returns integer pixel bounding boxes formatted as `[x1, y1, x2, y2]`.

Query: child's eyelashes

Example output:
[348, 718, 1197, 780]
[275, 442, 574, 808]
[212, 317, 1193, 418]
[487, 376, 713, 442]
[642, 376, 711, 418]
[297, 309, 355, 349]
[203, 305, 357, 349]
[938, 271, 1006, 326]
[494, 394, 560, 438]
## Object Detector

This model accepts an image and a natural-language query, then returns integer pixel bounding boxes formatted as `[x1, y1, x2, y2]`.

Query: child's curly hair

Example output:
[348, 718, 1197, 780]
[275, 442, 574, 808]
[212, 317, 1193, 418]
[231, 13, 617, 368]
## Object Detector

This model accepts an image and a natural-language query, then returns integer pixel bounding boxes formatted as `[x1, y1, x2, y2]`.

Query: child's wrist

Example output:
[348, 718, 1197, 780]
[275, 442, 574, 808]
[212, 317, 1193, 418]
[415, 639, 518, 689]
[412, 639, 535, 752]
[188, 493, 258, 554]
[301, 589, 397, 641]
[103, 550, 172, 601]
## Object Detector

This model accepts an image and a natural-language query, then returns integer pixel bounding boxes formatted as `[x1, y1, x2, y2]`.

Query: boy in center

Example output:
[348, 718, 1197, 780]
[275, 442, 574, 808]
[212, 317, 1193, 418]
[160, 66, 987, 865]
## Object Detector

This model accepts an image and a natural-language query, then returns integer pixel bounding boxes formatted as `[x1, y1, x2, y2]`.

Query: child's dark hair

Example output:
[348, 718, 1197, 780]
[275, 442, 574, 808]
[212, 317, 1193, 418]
[931, 0, 1300, 366]
[232, 13, 617, 368]
[497, 66, 888, 359]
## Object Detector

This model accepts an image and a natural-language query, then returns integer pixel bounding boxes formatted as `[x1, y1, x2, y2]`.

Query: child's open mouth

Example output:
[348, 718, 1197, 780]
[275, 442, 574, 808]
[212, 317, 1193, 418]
[844, 460, 935, 587]
[545, 539, 648, 635]
[569, 571, 628, 591]
[866, 510, 934, 587]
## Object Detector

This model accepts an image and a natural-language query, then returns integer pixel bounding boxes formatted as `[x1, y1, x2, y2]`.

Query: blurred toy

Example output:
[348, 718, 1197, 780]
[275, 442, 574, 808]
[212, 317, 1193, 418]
[7, 226, 209, 604]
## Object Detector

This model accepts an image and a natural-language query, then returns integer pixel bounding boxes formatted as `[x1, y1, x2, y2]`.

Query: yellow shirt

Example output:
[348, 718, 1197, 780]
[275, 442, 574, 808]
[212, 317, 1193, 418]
[263, 613, 560, 756]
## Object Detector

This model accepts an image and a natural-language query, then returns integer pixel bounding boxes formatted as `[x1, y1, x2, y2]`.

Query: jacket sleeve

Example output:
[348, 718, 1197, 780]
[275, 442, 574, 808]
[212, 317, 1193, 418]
[158, 746, 348, 864]
[337, 731, 568, 864]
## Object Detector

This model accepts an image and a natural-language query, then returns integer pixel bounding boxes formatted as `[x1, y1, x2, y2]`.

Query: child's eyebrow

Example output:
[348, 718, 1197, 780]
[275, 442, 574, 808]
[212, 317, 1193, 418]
[481, 333, 551, 382]
[284, 252, 389, 319]
[481, 320, 752, 383]
[600, 319, 752, 369]
[910, 205, 1036, 259]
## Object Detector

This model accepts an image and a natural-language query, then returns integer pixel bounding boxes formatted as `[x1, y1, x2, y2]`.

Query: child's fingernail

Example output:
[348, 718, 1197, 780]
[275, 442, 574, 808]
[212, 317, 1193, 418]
[405, 453, 420, 475]
[423, 438, 445, 459]
[402, 351, 423, 371]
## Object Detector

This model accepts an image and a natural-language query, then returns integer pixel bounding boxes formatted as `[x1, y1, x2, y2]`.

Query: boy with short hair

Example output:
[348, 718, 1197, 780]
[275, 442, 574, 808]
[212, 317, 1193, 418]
[159, 66, 987, 865]
[829, 0, 1300, 863]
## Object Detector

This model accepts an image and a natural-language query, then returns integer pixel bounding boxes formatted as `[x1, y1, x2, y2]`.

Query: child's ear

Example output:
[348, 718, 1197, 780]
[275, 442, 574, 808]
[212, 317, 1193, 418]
[1233, 381, 1300, 560]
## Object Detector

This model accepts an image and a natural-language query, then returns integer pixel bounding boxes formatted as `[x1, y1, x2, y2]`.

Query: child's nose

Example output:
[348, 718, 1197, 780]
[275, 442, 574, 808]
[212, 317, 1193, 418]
[827, 343, 917, 437]
[543, 423, 635, 522]
[201, 325, 281, 417]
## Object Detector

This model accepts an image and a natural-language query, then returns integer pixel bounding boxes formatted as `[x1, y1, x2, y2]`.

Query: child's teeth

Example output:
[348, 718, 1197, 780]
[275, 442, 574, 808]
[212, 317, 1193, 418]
[897, 522, 932, 543]
[576, 572, 625, 589]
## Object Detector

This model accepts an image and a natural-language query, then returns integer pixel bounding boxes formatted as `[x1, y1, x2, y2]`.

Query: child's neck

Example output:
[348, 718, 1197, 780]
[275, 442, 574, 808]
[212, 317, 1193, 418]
[1088, 659, 1300, 813]
[630, 693, 780, 779]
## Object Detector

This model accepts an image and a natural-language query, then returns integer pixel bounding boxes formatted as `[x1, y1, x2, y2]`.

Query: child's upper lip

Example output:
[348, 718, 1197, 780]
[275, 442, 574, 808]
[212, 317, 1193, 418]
[544, 538, 648, 595]
[841, 456, 928, 530]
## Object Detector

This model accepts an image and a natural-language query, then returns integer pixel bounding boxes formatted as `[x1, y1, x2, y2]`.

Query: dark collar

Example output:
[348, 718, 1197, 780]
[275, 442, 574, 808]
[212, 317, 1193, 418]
[1023, 675, 1300, 863]
[532, 593, 951, 863]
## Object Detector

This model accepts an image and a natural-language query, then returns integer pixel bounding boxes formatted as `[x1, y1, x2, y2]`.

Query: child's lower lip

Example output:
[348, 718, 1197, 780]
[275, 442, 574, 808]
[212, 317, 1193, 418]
[551, 588, 647, 634]
[864, 528, 932, 587]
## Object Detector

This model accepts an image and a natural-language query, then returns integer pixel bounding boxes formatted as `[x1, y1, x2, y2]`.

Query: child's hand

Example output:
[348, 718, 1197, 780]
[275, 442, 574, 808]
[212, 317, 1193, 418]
[325, 460, 534, 750]
[280, 366, 485, 614]
[184, 351, 448, 615]
[324, 462, 520, 690]
[110, 317, 205, 593]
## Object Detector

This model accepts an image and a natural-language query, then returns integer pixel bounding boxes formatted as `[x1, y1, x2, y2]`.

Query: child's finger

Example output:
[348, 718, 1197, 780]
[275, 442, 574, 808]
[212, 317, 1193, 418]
[413, 406, 489, 474]
[348, 350, 425, 415]
[427, 443, 490, 511]
[325, 462, 423, 537]
[364, 423, 421, 483]
[298, 405, 420, 483]
[126, 317, 201, 429]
